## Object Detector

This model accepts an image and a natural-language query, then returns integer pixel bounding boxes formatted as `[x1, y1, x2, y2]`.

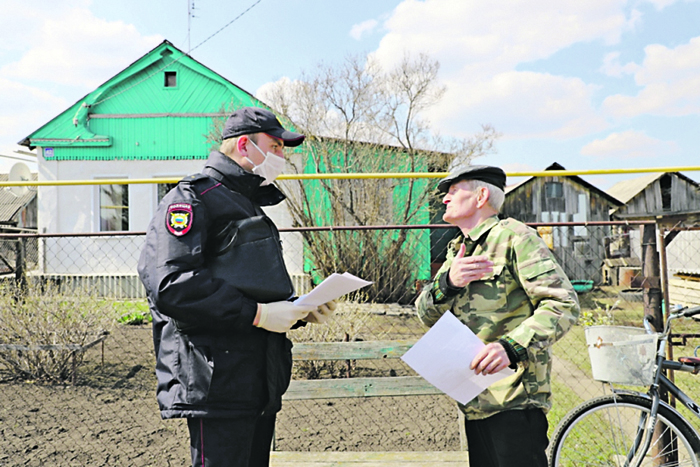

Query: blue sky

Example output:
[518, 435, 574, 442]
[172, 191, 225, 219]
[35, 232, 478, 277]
[1, 0, 698, 189]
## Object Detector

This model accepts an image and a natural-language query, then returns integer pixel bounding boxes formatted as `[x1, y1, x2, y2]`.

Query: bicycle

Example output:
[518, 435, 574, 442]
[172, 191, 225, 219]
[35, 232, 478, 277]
[548, 304, 700, 467]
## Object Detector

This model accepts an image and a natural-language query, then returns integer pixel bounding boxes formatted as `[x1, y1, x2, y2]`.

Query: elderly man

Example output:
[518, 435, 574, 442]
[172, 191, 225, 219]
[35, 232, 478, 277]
[415, 165, 579, 467]
[138, 107, 335, 467]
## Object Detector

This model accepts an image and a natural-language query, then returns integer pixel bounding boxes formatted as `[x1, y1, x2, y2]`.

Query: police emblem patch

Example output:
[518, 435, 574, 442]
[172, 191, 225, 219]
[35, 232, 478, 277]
[166, 203, 193, 236]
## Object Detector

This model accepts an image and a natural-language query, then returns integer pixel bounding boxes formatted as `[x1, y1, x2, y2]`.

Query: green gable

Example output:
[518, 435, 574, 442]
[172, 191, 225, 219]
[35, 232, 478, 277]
[20, 40, 262, 160]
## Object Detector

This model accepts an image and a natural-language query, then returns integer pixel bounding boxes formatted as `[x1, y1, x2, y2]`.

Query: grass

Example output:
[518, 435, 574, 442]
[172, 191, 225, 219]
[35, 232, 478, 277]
[114, 300, 152, 325]
[551, 286, 700, 438]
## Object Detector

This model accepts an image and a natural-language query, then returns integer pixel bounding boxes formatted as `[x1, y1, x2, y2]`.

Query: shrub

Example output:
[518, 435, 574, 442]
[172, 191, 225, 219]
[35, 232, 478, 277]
[0, 280, 116, 383]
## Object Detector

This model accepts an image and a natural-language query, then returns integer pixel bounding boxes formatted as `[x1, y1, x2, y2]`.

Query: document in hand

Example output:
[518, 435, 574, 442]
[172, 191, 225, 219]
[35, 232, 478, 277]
[401, 311, 515, 404]
[294, 272, 372, 307]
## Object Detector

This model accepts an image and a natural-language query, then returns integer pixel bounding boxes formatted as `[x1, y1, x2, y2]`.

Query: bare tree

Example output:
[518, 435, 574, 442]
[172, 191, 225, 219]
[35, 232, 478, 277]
[212, 54, 499, 303]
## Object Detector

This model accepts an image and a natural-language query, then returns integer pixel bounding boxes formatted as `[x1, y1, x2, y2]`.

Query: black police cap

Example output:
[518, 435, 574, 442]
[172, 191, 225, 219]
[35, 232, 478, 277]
[437, 165, 507, 193]
[222, 107, 305, 147]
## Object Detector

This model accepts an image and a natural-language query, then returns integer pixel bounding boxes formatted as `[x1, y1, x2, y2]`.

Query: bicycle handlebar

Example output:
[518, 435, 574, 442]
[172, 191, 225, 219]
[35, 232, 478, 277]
[643, 305, 700, 336]
[680, 305, 700, 319]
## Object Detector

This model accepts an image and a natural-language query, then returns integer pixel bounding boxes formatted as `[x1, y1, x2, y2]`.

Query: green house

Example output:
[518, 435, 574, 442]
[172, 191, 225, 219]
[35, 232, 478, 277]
[19, 39, 432, 300]
[17, 40, 309, 288]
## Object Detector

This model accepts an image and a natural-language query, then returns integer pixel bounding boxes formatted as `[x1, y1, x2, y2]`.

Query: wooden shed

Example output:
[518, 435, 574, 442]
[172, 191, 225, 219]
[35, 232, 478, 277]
[607, 172, 700, 307]
[608, 172, 700, 220]
[501, 162, 622, 283]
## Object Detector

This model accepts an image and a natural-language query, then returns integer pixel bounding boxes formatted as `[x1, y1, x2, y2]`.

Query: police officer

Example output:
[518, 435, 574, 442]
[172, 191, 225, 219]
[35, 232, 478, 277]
[415, 165, 579, 467]
[138, 107, 335, 467]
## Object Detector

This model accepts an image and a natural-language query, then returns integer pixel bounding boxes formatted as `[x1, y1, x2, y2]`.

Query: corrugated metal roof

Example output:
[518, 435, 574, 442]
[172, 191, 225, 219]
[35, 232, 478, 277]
[0, 173, 37, 223]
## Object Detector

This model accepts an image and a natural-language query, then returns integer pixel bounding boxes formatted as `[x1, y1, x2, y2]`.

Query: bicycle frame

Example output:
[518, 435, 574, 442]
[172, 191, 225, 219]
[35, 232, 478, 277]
[611, 306, 700, 466]
[658, 362, 700, 420]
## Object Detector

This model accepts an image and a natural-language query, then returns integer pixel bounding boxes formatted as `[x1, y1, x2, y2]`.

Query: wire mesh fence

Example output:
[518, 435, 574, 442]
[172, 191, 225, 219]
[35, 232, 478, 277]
[0, 220, 698, 466]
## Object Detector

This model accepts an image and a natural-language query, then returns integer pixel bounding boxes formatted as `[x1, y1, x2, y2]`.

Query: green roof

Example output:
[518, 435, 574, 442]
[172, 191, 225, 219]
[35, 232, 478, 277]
[20, 40, 265, 161]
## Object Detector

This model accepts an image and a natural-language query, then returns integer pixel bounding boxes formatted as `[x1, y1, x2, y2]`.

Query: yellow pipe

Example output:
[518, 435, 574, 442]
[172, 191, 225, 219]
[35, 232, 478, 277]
[2, 166, 699, 186]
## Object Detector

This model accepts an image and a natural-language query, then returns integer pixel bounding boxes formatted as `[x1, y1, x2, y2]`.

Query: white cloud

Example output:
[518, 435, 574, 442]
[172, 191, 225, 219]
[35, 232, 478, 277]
[1, 6, 162, 89]
[600, 51, 640, 77]
[603, 36, 700, 117]
[580, 130, 679, 159]
[429, 71, 608, 140]
[369, 0, 639, 140]
[375, 0, 633, 75]
[0, 78, 68, 141]
[0, 0, 163, 159]
[0, 0, 91, 54]
[350, 19, 379, 41]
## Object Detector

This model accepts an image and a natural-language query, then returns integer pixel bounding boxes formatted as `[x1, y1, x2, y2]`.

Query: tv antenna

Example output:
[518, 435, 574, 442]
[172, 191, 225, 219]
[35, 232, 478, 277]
[8, 162, 31, 197]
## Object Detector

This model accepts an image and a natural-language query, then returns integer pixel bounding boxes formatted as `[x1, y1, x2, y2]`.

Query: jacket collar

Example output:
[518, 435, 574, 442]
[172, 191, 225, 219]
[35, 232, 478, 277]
[465, 215, 499, 242]
[202, 151, 286, 206]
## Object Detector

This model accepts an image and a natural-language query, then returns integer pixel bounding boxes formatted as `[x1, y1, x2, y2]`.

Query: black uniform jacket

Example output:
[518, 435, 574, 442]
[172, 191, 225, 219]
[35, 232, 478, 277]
[137, 151, 293, 419]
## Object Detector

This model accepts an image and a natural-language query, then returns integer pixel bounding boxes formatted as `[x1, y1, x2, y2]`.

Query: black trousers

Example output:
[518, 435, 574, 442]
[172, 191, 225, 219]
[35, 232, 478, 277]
[187, 414, 276, 467]
[465, 408, 549, 467]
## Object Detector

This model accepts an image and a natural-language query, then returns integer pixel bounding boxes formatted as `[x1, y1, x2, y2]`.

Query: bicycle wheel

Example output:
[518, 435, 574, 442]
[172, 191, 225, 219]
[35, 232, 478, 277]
[549, 393, 700, 467]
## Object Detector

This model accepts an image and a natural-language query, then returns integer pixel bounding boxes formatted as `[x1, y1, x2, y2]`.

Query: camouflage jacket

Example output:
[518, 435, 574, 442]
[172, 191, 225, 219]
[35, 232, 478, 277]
[416, 215, 579, 420]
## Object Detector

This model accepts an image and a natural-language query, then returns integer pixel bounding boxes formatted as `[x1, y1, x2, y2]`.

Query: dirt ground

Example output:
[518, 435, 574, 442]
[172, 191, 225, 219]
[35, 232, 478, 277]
[0, 313, 461, 467]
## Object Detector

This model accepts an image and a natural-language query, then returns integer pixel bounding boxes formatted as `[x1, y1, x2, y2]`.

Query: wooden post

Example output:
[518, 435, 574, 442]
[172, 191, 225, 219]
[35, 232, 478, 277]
[14, 238, 26, 290]
[642, 223, 673, 465]
[641, 224, 663, 330]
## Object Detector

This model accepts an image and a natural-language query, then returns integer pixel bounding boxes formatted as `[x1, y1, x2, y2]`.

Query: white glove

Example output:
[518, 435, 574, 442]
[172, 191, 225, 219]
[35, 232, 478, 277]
[304, 300, 338, 324]
[255, 301, 316, 333]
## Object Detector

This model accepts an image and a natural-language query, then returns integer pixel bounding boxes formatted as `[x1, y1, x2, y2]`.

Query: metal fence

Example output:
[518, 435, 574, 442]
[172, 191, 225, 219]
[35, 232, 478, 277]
[0, 220, 699, 466]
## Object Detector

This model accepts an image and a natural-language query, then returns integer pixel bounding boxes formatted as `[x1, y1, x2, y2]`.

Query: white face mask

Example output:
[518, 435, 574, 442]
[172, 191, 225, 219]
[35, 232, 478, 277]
[245, 140, 286, 186]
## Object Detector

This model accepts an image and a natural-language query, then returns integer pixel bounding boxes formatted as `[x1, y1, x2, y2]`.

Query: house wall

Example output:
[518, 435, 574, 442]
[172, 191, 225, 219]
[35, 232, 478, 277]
[501, 176, 614, 283]
[36, 153, 305, 276]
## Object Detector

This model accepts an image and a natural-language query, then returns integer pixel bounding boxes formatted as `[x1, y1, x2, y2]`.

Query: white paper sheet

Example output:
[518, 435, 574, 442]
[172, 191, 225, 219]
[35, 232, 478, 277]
[294, 272, 372, 307]
[401, 311, 515, 404]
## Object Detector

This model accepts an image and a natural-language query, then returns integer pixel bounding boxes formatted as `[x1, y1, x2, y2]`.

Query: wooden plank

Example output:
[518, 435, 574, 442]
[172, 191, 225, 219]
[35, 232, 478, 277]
[270, 451, 469, 466]
[283, 376, 441, 400]
[669, 278, 700, 306]
[292, 340, 417, 361]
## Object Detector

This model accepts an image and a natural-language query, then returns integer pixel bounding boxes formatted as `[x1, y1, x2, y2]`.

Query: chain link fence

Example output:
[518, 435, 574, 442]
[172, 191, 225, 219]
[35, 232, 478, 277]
[0, 220, 698, 465]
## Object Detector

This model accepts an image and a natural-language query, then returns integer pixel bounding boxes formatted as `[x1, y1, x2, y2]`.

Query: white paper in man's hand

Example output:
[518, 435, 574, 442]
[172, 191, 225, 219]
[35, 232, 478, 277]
[294, 272, 372, 307]
[401, 311, 515, 405]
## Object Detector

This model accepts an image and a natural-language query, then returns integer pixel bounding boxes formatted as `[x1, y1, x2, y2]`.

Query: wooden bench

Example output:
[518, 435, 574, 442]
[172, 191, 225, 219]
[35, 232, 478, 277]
[272, 339, 469, 466]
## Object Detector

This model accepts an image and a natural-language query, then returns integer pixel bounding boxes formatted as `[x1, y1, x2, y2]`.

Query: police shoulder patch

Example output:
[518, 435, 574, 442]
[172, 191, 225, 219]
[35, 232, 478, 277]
[166, 203, 193, 236]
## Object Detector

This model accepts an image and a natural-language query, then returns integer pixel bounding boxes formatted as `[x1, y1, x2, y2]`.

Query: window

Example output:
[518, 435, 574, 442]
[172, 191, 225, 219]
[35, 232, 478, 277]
[545, 181, 563, 198]
[157, 182, 178, 204]
[100, 184, 129, 231]
[660, 173, 672, 211]
[164, 71, 177, 88]
[543, 181, 565, 213]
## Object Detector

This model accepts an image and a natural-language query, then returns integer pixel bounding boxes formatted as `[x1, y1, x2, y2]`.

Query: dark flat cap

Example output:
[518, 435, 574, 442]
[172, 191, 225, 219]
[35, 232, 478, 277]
[222, 107, 305, 147]
[437, 165, 507, 193]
